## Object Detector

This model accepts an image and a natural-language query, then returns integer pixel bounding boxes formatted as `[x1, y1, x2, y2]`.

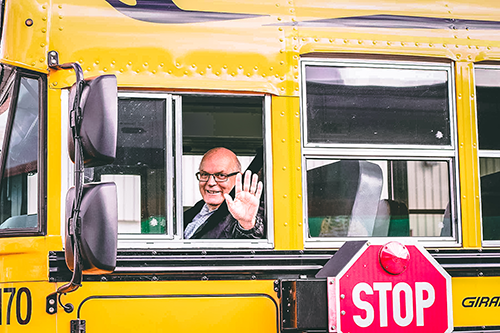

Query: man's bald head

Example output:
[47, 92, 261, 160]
[200, 147, 241, 173]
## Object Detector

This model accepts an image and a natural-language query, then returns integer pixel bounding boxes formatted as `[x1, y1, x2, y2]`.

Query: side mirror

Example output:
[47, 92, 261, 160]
[68, 75, 117, 167]
[47, 57, 119, 311]
[65, 182, 118, 274]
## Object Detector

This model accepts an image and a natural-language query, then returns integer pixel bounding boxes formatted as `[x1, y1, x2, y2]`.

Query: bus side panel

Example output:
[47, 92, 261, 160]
[0, 282, 55, 332]
[453, 276, 500, 327]
[57, 280, 279, 333]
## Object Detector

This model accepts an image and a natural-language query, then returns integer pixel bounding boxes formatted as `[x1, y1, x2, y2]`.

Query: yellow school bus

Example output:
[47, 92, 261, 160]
[1, 0, 500, 332]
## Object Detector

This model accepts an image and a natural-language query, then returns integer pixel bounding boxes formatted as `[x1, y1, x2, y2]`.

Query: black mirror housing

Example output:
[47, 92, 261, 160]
[65, 182, 118, 274]
[68, 75, 117, 167]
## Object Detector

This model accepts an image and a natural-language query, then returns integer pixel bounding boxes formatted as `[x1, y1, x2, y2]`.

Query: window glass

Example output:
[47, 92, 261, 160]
[0, 77, 39, 229]
[306, 159, 451, 238]
[90, 98, 168, 234]
[0, 65, 15, 156]
[305, 65, 450, 146]
[476, 67, 500, 241]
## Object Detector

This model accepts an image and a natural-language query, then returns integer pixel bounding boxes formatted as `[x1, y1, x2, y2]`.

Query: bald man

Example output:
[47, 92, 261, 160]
[183, 147, 265, 239]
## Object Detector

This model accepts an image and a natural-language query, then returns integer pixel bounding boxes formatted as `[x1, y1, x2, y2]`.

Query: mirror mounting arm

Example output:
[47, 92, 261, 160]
[47, 51, 86, 313]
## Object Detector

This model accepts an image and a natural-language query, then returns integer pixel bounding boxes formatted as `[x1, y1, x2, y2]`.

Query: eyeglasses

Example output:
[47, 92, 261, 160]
[196, 171, 239, 183]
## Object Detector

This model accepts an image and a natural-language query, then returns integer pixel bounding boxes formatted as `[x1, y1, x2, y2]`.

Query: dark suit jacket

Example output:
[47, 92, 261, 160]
[184, 200, 265, 239]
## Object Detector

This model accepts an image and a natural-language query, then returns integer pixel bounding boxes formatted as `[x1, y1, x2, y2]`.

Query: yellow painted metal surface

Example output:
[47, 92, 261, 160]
[272, 96, 303, 250]
[55, 280, 279, 333]
[455, 62, 481, 248]
[0, 282, 56, 332]
[453, 276, 500, 327]
[0, 236, 60, 283]
[3, 0, 500, 94]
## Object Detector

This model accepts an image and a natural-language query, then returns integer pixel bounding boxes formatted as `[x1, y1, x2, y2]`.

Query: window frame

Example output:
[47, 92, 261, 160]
[300, 58, 461, 248]
[62, 90, 274, 249]
[474, 63, 500, 247]
[0, 67, 47, 237]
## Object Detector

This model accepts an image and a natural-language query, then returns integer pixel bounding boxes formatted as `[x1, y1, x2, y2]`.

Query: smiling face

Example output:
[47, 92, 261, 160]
[198, 148, 241, 211]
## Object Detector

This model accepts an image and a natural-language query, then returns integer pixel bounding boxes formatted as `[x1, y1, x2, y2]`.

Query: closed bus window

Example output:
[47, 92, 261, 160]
[0, 76, 39, 230]
[89, 97, 168, 235]
[475, 66, 500, 242]
[306, 159, 451, 238]
[302, 59, 457, 243]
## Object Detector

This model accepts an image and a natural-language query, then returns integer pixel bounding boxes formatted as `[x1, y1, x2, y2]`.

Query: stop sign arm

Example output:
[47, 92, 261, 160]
[316, 240, 368, 278]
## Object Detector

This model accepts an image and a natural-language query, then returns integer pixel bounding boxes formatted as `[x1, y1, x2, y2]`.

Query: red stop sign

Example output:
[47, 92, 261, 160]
[326, 241, 452, 333]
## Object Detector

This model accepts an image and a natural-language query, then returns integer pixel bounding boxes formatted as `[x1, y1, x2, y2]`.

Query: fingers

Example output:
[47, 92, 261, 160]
[250, 172, 258, 194]
[224, 193, 234, 211]
[235, 172, 242, 194]
[237, 170, 263, 198]
[224, 193, 233, 206]
[255, 180, 263, 200]
[243, 170, 252, 192]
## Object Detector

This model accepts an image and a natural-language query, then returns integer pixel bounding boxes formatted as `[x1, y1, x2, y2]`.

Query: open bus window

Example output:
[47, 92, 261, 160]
[301, 59, 458, 243]
[0, 76, 39, 230]
[89, 93, 267, 244]
[181, 95, 265, 240]
[306, 159, 452, 238]
[475, 66, 500, 242]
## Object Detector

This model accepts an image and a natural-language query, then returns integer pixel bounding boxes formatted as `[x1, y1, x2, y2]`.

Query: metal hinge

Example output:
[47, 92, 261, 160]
[70, 319, 86, 333]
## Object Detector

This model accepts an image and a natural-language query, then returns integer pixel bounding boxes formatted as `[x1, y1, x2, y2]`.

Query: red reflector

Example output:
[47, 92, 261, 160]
[379, 241, 410, 275]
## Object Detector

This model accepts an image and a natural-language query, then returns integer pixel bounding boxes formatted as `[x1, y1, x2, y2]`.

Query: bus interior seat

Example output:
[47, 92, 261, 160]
[0, 214, 37, 229]
[374, 199, 410, 236]
[440, 203, 451, 237]
[307, 160, 383, 237]
[480, 171, 500, 240]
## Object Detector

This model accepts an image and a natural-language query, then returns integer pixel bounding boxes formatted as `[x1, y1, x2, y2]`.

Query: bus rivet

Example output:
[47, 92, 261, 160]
[49, 307, 55, 313]
[341, 311, 346, 315]
[341, 294, 345, 299]
[49, 299, 55, 305]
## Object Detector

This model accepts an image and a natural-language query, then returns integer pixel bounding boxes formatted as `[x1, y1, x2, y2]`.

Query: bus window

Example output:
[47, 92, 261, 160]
[475, 65, 500, 243]
[89, 93, 267, 246]
[301, 59, 458, 243]
[0, 76, 40, 231]
[181, 95, 265, 241]
[88, 95, 169, 236]
[306, 159, 451, 238]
